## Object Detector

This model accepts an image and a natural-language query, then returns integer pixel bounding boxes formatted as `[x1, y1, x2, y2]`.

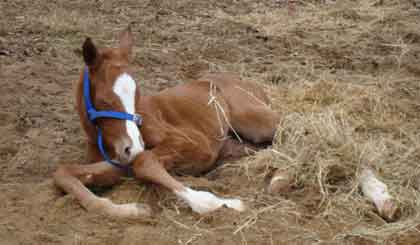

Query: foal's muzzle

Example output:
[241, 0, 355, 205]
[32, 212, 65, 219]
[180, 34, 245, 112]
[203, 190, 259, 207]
[115, 137, 144, 164]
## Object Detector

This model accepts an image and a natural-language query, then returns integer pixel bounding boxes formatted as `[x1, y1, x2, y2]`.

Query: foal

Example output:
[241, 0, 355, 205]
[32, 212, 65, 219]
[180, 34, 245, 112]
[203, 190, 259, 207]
[54, 27, 279, 218]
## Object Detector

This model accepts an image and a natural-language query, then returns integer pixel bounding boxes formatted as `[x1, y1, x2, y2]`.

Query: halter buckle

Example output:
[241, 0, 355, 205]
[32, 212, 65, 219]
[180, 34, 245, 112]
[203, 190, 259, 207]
[133, 113, 142, 126]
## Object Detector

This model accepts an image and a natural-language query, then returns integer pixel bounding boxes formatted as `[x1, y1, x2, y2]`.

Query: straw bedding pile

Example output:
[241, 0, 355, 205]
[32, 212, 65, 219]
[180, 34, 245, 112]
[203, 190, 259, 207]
[237, 76, 420, 243]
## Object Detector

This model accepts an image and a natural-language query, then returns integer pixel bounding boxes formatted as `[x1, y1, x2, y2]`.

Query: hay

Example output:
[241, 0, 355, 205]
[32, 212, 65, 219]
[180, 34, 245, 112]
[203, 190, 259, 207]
[207, 81, 243, 143]
[228, 75, 420, 242]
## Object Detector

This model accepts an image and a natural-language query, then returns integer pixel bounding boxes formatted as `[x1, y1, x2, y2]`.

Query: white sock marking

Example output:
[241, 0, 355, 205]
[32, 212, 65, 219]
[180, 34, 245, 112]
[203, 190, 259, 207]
[113, 73, 145, 157]
[175, 187, 245, 214]
[96, 198, 152, 218]
[360, 168, 393, 212]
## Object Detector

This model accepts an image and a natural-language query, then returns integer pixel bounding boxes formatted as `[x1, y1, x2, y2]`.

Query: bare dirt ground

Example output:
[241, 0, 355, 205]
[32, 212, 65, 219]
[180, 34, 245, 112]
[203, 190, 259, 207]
[1, 0, 420, 244]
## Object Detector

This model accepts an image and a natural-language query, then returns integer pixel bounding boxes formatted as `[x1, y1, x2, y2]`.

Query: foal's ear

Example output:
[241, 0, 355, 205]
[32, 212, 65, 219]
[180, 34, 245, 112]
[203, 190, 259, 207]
[82, 37, 98, 67]
[119, 26, 134, 58]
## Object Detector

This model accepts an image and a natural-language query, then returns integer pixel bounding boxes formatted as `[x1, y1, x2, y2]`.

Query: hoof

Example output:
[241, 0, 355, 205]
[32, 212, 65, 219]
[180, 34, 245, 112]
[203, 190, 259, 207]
[378, 199, 399, 222]
[267, 169, 293, 194]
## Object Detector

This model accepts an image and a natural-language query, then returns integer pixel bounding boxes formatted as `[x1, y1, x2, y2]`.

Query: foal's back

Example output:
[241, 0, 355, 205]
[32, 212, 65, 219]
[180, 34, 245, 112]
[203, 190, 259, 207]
[143, 73, 278, 146]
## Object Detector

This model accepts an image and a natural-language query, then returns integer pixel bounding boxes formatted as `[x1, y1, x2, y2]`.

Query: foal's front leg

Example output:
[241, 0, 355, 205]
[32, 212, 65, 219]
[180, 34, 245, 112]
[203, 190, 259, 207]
[53, 161, 151, 218]
[133, 151, 245, 214]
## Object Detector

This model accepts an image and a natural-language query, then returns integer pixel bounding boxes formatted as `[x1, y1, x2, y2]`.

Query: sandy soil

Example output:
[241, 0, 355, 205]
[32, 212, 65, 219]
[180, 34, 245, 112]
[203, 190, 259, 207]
[1, 0, 420, 244]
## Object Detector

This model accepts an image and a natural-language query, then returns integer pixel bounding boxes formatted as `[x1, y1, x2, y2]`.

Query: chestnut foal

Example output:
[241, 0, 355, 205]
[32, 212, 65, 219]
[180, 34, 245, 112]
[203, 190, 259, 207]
[54, 28, 279, 218]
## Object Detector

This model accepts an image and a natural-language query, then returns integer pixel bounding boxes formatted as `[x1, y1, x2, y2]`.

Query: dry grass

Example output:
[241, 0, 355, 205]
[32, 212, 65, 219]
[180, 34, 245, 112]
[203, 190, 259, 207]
[248, 76, 420, 243]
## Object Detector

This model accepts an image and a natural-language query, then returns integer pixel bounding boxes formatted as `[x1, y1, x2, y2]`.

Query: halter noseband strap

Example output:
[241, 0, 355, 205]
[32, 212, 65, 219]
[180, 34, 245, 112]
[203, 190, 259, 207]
[83, 67, 142, 172]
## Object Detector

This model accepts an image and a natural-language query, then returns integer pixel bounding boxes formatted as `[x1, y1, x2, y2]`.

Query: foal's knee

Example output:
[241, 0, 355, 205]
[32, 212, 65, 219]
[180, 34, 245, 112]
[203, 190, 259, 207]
[53, 164, 74, 194]
[53, 164, 71, 181]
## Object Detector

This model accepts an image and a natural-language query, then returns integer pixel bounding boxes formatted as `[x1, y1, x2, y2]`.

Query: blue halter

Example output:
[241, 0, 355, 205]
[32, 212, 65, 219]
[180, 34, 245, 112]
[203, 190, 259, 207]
[83, 67, 142, 172]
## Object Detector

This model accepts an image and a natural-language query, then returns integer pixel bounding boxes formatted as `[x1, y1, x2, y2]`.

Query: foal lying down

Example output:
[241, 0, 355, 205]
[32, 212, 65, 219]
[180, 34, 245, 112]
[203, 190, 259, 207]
[53, 27, 279, 218]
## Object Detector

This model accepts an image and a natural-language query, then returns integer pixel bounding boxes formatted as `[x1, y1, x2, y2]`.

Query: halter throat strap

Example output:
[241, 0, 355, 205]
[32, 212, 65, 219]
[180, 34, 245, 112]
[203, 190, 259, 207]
[82, 67, 142, 172]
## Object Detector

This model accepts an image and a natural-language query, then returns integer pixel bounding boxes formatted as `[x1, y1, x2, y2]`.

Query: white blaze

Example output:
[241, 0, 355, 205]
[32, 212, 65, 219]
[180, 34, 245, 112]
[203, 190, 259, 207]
[113, 73, 144, 158]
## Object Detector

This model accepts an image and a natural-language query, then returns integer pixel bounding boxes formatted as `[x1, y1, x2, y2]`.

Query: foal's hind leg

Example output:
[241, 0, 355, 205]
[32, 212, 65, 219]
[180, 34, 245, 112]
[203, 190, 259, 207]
[210, 76, 279, 144]
[218, 138, 258, 161]
[231, 106, 279, 144]
[53, 161, 151, 219]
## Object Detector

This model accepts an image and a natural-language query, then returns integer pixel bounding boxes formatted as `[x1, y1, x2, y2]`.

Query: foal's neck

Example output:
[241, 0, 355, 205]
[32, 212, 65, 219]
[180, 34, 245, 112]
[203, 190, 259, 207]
[134, 94, 169, 148]
[135, 95, 153, 115]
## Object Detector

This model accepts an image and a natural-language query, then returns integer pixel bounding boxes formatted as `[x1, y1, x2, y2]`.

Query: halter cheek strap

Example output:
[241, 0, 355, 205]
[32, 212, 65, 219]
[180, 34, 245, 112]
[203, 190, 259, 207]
[83, 67, 142, 172]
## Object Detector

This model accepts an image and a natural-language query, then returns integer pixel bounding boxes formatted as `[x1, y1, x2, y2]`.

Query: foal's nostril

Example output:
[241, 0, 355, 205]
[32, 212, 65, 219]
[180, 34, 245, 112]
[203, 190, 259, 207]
[124, 146, 131, 156]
